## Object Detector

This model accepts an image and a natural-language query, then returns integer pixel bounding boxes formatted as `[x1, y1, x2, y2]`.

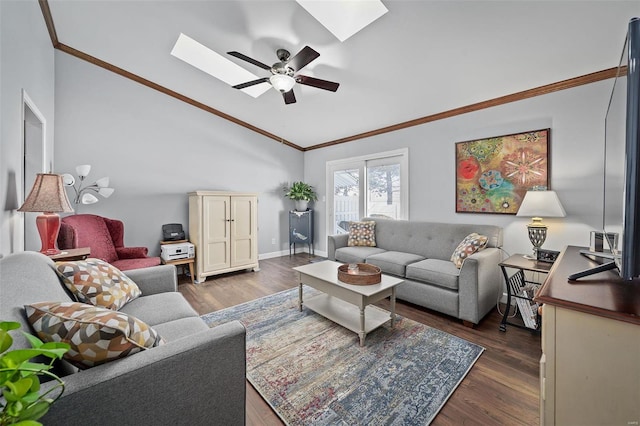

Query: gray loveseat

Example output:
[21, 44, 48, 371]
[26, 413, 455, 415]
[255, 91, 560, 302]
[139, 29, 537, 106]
[328, 218, 503, 325]
[0, 251, 246, 425]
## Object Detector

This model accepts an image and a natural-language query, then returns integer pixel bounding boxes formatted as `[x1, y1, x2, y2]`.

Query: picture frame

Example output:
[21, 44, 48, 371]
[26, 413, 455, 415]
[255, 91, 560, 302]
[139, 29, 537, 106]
[455, 128, 550, 214]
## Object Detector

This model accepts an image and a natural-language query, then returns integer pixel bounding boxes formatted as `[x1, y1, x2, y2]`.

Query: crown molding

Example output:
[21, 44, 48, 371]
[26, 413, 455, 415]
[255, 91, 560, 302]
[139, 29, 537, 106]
[303, 67, 618, 151]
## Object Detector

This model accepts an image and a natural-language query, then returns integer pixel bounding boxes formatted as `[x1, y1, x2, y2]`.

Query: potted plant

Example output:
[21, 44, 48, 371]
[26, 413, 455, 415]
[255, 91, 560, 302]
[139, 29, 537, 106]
[0, 321, 69, 426]
[283, 181, 318, 211]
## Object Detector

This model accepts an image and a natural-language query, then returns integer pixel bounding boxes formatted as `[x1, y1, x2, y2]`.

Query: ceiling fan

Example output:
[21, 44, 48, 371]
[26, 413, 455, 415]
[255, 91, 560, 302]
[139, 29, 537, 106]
[227, 46, 339, 105]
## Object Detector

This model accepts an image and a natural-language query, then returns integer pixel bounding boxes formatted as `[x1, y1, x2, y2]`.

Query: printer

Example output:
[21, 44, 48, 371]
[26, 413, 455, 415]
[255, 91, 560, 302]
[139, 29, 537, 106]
[161, 242, 195, 261]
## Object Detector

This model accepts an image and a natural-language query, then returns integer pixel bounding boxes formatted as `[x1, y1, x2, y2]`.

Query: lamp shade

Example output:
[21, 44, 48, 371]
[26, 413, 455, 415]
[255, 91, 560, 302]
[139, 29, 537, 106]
[94, 177, 110, 188]
[18, 174, 74, 213]
[98, 187, 115, 198]
[75, 164, 91, 178]
[270, 74, 296, 93]
[516, 190, 566, 218]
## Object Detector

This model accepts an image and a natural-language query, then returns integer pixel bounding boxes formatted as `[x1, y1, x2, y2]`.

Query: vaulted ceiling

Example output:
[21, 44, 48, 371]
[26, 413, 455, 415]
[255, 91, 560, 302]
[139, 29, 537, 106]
[44, 1, 637, 150]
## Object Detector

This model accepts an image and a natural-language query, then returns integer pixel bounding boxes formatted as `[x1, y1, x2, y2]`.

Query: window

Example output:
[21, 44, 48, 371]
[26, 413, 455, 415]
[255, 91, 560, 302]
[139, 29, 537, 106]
[326, 149, 408, 234]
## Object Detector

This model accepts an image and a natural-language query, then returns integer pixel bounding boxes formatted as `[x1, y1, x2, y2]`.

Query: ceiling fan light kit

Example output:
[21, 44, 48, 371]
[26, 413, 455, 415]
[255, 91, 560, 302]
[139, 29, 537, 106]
[270, 74, 296, 93]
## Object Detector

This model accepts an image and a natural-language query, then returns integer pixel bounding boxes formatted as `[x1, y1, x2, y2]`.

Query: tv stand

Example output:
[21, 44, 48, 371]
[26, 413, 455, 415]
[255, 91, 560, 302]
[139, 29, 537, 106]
[535, 246, 640, 425]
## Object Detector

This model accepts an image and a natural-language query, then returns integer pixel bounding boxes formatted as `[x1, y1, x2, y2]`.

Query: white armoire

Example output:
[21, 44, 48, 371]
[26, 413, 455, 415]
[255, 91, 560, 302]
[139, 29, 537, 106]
[188, 191, 259, 283]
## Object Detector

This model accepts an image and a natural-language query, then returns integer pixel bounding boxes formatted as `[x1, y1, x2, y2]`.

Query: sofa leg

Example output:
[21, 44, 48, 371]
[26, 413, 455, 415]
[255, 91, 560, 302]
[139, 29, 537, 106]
[462, 320, 475, 328]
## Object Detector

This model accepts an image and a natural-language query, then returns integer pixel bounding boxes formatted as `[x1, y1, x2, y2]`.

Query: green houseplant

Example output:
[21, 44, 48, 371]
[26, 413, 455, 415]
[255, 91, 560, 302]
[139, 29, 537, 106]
[0, 321, 69, 426]
[283, 181, 318, 211]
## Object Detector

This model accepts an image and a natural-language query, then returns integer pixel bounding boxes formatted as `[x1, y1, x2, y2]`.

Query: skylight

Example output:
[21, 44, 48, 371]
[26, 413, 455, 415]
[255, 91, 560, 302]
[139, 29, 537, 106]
[170, 33, 270, 98]
[296, 0, 388, 42]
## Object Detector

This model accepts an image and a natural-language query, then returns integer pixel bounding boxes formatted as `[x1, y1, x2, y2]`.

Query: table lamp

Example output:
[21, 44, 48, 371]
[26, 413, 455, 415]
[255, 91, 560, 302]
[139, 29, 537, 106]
[18, 173, 74, 254]
[516, 189, 566, 259]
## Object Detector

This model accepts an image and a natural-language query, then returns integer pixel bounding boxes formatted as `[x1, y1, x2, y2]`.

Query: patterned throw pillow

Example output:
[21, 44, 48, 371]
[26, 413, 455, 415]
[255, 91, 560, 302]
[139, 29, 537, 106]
[347, 221, 377, 247]
[55, 258, 141, 310]
[25, 301, 165, 369]
[450, 233, 489, 268]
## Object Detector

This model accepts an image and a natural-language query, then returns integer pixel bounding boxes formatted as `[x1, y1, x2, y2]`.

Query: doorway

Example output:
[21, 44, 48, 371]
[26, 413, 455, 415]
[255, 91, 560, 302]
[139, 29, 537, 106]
[22, 90, 47, 252]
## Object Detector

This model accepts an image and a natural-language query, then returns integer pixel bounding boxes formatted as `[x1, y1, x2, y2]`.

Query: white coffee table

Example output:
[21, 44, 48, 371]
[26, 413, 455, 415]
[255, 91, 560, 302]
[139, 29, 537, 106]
[293, 260, 404, 346]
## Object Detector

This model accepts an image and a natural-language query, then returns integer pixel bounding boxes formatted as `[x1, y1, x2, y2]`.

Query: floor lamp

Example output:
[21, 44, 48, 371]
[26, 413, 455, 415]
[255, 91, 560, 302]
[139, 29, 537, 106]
[18, 173, 74, 254]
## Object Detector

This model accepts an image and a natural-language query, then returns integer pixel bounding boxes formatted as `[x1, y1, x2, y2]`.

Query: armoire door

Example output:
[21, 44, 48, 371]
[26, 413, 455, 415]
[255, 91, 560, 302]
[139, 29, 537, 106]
[230, 196, 257, 267]
[203, 196, 230, 272]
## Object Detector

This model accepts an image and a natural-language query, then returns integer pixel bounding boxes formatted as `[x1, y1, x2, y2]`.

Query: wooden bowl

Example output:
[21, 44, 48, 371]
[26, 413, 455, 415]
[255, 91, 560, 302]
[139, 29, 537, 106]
[337, 263, 381, 285]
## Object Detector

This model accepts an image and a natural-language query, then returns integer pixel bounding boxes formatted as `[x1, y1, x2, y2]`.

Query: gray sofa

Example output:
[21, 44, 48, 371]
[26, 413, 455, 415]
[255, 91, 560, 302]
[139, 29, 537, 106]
[328, 218, 503, 325]
[0, 251, 246, 425]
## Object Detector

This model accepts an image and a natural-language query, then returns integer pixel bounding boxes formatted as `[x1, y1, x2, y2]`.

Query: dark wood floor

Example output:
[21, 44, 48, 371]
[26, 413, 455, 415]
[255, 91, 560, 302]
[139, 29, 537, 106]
[178, 254, 541, 425]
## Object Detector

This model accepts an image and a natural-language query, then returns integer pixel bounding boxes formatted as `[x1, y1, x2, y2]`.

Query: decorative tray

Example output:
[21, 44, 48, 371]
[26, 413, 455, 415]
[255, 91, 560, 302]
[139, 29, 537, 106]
[337, 263, 381, 285]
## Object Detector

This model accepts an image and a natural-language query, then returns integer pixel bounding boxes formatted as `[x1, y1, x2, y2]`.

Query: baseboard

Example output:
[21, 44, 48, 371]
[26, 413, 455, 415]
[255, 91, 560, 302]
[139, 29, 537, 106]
[259, 248, 327, 260]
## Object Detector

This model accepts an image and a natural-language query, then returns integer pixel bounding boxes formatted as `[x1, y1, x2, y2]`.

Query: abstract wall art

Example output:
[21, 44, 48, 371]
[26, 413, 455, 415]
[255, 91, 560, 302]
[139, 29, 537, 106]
[455, 128, 549, 214]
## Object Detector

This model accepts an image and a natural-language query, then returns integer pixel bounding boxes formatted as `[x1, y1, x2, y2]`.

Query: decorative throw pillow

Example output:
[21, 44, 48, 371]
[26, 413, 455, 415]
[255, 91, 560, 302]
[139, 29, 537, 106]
[450, 233, 489, 268]
[347, 221, 377, 247]
[25, 301, 164, 369]
[55, 258, 141, 310]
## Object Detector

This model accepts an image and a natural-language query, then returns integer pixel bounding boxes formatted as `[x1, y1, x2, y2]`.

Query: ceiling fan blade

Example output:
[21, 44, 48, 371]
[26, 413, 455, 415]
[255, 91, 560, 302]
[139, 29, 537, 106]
[227, 51, 271, 70]
[295, 75, 340, 92]
[287, 46, 320, 72]
[283, 90, 296, 104]
[232, 77, 270, 89]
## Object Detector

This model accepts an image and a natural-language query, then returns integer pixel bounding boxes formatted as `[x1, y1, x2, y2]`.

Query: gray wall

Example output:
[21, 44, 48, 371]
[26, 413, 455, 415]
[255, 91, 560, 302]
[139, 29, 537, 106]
[0, 4, 616, 261]
[0, 0, 56, 257]
[53, 52, 303, 257]
[305, 80, 610, 257]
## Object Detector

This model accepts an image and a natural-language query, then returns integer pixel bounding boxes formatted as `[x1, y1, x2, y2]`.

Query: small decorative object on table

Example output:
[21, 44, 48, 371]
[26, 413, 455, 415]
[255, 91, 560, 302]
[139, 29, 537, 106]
[337, 263, 381, 285]
[536, 248, 560, 263]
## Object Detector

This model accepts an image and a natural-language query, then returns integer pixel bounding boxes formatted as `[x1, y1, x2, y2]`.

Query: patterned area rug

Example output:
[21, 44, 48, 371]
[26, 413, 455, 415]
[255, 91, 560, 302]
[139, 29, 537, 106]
[202, 288, 484, 425]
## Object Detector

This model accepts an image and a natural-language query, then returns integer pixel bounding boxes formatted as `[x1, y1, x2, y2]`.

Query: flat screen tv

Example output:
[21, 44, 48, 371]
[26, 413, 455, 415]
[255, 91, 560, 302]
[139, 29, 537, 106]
[570, 17, 640, 281]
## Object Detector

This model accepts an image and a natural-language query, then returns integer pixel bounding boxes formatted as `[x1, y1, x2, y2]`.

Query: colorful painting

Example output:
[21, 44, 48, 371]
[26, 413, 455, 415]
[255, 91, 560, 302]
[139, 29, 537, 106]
[455, 129, 549, 214]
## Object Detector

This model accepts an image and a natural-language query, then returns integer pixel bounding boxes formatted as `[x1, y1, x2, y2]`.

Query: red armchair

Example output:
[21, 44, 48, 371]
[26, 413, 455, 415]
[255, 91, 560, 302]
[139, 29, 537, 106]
[58, 214, 161, 271]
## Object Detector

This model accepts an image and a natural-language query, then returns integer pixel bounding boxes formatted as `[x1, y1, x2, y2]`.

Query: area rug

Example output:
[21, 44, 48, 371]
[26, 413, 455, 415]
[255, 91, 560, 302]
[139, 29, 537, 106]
[201, 287, 484, 425]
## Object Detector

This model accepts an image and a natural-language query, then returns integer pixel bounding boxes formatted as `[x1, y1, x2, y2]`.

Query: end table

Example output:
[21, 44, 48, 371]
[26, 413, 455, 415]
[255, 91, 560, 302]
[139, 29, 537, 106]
[160, 240, 195, 284]
[47, 247, 90, 262]
[499, 254, 553, 332]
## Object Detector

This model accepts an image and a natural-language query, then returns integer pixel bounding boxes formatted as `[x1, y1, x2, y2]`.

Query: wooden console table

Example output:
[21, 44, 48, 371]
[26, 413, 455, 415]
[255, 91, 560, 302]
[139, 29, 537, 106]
[534, 245, 640, 425]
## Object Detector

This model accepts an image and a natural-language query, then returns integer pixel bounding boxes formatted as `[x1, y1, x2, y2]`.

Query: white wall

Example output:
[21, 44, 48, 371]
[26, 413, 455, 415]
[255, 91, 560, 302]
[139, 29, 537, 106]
[0, 0, 55, 257]
[54, 52, 304, 257]
[305, 80, 611, 257]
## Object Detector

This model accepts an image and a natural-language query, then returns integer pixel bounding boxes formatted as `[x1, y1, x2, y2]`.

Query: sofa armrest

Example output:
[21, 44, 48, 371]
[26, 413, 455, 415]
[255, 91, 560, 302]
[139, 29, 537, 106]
[124, 264, 177, 295]
[458, 247, 502, 324]
[42, 320, 246, 426]
[116, 246, 149, 259]
[327, 234, 349, 261]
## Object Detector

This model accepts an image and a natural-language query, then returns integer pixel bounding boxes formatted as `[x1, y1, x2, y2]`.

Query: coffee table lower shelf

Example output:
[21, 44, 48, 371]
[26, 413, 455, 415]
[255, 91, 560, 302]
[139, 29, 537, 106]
[302, 293, 393, 345]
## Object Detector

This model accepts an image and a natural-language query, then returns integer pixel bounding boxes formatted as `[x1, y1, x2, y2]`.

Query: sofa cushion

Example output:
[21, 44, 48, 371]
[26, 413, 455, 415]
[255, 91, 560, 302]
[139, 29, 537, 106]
[406, 259, 461, 290]
[366, 251, 426, 277]
[120, 292, 198, 326]
[55, 258, 142, 310]
[152, 317, 209, 342]
[348, 221, 377, 247]
[450, 233, 488, 268]
[335, 246, 387, 264]
[360, 217, 502, 260]
[112, 257, 161, 272]
[25, 301, 164, 369]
